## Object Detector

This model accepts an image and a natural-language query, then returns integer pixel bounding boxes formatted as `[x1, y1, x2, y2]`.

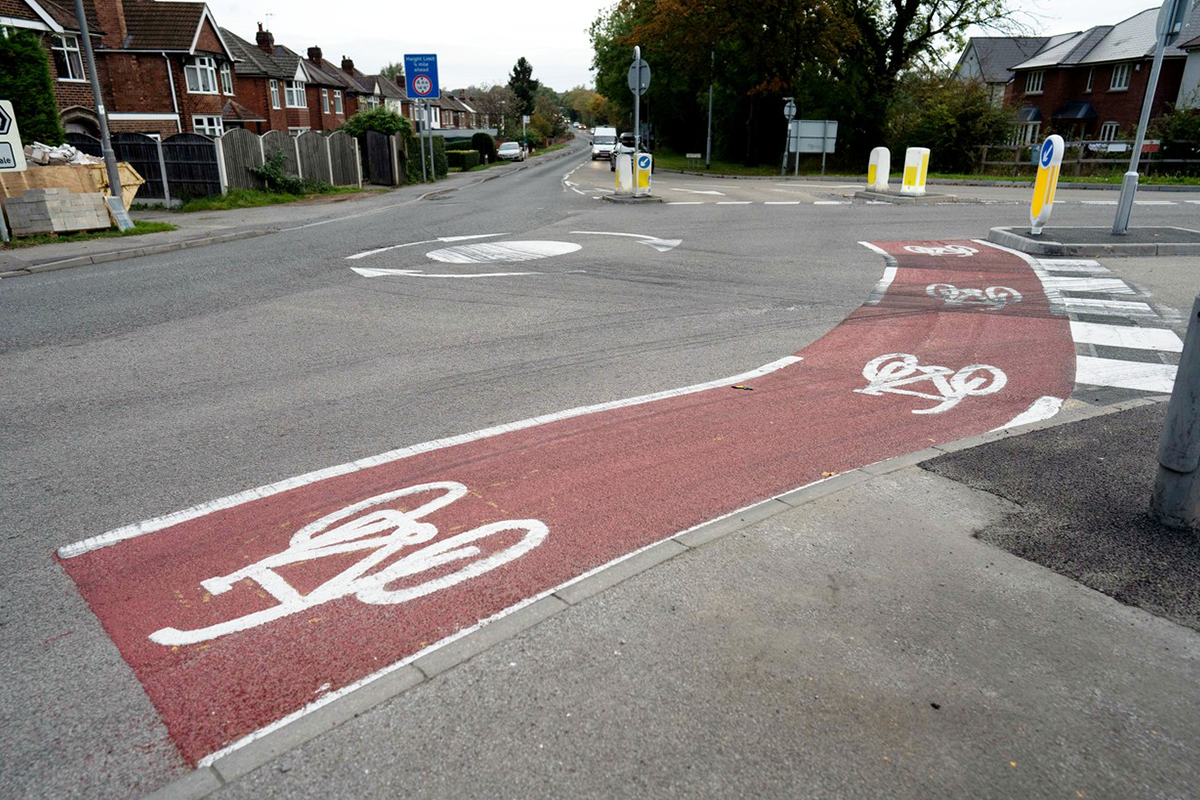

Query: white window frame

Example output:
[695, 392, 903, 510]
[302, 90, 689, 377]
[270, 79, 281, 109]
[1025, 70, 1044, 95]
[220, 62, 233, 95]
[285, 80, 307, 108]
[287, 126, 311, 137]
[333, 90, 343, 114]
[185, 55, 219, 94]
[1110, 63, 1131, 91]
[321, 88, 330, 113]
[192, 115, 224, 136]
[51, 34, 86, 81]
[1011, 122, 1041, 146]
[1099, 121, 1119, 141]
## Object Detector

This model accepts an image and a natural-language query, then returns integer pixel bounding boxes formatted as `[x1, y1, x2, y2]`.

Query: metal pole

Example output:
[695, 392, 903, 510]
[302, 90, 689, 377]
[0, 205, 10, 244]
[1151, 291, 1200, 528]
[780, 120, 788, 177]
[705, 51, 714, 170]
[1114, 0, 1187, 234]
[155, 136, 171, 206]
[418, 104, 427, 182]
[821, 120, 829, 177]
[428, 101, 436, 178]
[73, 0, 122, 200]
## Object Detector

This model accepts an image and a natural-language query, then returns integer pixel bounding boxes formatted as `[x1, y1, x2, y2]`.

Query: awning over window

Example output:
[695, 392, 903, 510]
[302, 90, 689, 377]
[1016, 106, 1042, 122]
[1052, 101, 1097, 120]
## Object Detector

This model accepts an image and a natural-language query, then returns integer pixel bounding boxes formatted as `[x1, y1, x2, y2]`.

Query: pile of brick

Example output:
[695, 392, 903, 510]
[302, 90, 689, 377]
[3, 189, 112, 236]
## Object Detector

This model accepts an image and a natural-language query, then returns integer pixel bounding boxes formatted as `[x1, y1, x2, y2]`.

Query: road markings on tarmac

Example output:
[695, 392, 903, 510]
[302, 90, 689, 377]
[426, 241, 581, 263]
[347, 233, 508, 261]
[716, 201, 751, 205]
[764, 201, 801, 205]
[570, 231, 682, 252]
[670, 188, 726, 195]
[1069, 321, 1183, 352]
[351, 267, 543, 279]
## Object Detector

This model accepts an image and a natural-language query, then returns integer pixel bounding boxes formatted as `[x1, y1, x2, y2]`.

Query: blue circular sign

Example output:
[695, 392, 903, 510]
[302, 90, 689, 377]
[637, 154, 651, 169]
[1040, 139, 1055, 168]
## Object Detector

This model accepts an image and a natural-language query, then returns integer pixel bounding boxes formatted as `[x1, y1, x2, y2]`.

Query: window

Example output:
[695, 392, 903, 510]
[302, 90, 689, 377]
[1011, 122, 1041, 146]
[220, 62, 233, 95]
[270, 79, 281, 109]
[287, 126, 310, 137]
[185, 56, 218, 93]
[1110, 63, 1131, 91]
[1099, 121, 1119, 141]
[321, 88, 330, 113]
[192, 115, 224, 136]
[285, 80, 307, 108]
[1085, 68, 1093, 93]
[1025, 70, 1044, 95]
[52, 34, 86, 80]
[333, 90, 343, 114]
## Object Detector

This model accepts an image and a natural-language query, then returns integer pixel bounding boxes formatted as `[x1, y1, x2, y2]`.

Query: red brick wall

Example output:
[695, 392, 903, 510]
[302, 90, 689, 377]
[1008, 59, 1189, 139]
[194, 18, 225, 56]
[231, 76, 288, 133]
[304, 84, 346, 131]
[37, 34, 101, 113]
[89, 0, 128, 48]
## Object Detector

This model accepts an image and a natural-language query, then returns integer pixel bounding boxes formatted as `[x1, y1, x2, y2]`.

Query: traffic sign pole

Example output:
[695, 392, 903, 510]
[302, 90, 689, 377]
[781, 97, 795, 177]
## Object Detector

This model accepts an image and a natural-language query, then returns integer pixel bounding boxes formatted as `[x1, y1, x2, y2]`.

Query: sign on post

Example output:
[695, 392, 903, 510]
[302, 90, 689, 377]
[789, 120, 837, 154]
[635, 152, 652, 194]
[403, 54, 440, 100]
[0, 100, 28, 173]
[627, 59, 651, 94]
[1030, 135, 1064, 236]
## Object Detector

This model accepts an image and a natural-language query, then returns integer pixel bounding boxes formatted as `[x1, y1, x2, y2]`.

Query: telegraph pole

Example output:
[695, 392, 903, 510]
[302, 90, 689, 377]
[73, 0, 122, 200]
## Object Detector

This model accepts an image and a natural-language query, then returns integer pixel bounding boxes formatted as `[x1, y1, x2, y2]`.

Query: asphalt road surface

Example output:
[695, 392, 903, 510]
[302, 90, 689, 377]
[2, 137, 1197, 798]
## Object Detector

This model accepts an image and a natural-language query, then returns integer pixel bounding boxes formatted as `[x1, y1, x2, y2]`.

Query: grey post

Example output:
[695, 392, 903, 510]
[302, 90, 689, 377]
[419, 105, 427, 182]
[780, 97, 795, 177]
[705, 51, 713, 170]
[427, 101, 435, 179]
[154, 136, 171, 206]
[73, 0, 122, 201]
[634, 45, 641, 182]
[1151, 291, 1200, 528]
[1113, 0, 1190, 234]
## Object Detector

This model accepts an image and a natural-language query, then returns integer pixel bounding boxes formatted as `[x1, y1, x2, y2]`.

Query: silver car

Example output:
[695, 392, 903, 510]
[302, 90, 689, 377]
[497, 142, 525, 162]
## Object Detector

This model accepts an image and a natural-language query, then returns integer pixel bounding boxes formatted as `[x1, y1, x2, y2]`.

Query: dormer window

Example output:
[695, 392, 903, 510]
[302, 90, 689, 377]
[1025, 70, 1044, 95]
[185, 56, 219, 94]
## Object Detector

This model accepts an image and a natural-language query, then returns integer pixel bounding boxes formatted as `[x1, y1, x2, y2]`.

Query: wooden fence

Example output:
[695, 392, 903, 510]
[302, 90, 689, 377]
[979, 140, 1200, 177]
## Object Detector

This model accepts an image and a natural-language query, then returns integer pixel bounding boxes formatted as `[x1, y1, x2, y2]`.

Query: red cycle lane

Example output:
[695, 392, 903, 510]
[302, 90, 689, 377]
[58, 240, 1075, 765]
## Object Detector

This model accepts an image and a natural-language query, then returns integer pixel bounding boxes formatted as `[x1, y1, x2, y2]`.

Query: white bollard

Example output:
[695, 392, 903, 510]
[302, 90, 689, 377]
[1029, 135, 1064, 236]
[900, 147, 930, 196]
[867, 147, 890, 192]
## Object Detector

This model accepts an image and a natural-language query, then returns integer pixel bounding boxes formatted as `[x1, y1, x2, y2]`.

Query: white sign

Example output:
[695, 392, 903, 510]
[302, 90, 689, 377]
[855, 353, 1007, 414]
[788, 119, 837, 154]
[0, 100, 28, 172]
[149, 482, 549, 646]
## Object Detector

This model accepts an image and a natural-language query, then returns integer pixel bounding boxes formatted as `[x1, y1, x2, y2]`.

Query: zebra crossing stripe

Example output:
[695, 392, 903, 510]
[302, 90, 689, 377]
[1039, 259, 1110, 274]
[1059, 298, 1158, 317]
[1069, 321, 1183, 352]
[1041, 276, 1137, 295]
[1075, 356, 1177, 394]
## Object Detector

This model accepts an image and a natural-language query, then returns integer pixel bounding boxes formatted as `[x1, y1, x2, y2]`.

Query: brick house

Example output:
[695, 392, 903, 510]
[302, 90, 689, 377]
[1179, 32, 1200, 109]
[1004, 6, 1200, 144]
[954, 36, 1057, 106]
[221, 25, 291, 134]
[1, 0, 106, 135]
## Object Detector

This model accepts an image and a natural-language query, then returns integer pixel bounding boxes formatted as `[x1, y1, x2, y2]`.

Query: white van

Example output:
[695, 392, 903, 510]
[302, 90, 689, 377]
[591, 126, 618, 160]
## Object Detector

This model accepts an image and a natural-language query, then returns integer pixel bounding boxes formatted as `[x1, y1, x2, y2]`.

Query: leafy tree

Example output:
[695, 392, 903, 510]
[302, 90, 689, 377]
[0, 28, 66, 145]
[339, 106, 412, 138]
[562, 86, 598, 124]
[379, 62, 402, 82]
[887, 73, 1012, 172]
[507, 57, 541, 115]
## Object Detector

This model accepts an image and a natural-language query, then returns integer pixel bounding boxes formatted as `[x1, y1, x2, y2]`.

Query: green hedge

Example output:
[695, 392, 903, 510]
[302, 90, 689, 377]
[446, 149, 481, 170]
[444, 139, 475, 151]
[471, 132, 496, 162]
[0, 28, 65, 145]
[432, 136, 448, 178]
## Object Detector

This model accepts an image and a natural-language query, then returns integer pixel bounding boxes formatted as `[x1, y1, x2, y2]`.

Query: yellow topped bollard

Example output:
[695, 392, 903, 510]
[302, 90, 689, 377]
[900, 147, 929, 196]
[1030, 135, 1064, 236]
[867, 147, 890, 192]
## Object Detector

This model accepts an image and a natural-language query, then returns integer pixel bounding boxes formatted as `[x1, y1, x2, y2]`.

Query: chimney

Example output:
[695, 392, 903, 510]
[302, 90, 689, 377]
[341, 57, 354, 74]
[256, 23, 274, 53]
[307, 46, 322, 63]
[91, 0, 128, 49]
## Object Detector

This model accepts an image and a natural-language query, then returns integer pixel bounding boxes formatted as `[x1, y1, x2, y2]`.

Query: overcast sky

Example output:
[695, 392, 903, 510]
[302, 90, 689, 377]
[200, 1, 1160, 92]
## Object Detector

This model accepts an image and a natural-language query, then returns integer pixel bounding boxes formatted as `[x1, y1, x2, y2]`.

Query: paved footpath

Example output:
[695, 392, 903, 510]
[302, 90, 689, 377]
[58, 240, 1077, 767]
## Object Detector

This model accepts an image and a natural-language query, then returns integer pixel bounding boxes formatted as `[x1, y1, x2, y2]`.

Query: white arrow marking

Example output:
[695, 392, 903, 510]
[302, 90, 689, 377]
[570, 230, 682, 253]
[352, 267, 542, 279]
[670, 188, 725, 195]
[346, 233, 509, 260]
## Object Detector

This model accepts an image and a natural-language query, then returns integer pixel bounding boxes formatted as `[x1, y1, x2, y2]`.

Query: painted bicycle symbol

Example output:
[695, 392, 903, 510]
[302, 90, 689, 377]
[855, 353, 1007, 414]
[149, 482, 548, 646]
[926, 283, 1023, 311]
[903, 245, 978, 258]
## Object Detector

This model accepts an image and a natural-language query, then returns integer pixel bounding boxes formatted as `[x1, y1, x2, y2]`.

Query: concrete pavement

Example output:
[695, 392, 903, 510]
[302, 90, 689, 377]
[150, 396, 1200, 800]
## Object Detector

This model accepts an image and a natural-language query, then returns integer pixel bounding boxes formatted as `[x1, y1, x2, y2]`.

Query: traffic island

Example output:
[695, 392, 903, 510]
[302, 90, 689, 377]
[853, 189, 958, 204]
[988, 226, 1200, 257]
[603, 194, 664, 204]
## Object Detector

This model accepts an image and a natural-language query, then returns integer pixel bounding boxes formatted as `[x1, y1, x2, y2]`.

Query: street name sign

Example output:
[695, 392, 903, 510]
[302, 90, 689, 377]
[403, 54, 440, 100]
[0, 100, 28, 172]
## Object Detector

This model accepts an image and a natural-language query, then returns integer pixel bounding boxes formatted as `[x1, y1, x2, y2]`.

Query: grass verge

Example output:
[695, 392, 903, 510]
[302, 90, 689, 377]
[3, 219, 178, 248]
[178, 186, 362, 212]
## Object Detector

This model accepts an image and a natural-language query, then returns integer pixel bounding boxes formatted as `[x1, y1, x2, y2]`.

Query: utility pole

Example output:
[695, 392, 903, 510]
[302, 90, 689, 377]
[73, 0, 122, 201]
[705, 51, 714, 170]
[1113, 0, 1191, 234]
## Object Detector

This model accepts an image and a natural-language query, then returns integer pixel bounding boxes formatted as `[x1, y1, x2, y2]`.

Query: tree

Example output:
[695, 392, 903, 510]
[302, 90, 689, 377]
[340, 106, 411, 138]
[379, 62, 402, 82]
[465, 84, 517, 134]
[0, 28, 66, 145]
[887, 73, 1012, 172]
[562, 86, 598, 125]
[507, 57, 541, 115]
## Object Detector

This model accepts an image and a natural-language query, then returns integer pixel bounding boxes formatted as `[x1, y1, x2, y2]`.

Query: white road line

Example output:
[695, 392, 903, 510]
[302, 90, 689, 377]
[1075, 356, 1176, 393]
[1060, 298, 1159, 317]
[668, 201, 704, 205]
[58, 355, 804, 558]
[1070, 321, 1183, 352]
[1187, 200, 1200, 205]
[1134, 200, 1176, 205]
[1038, 259, 1110, 274]
[813, 201, 851, 205]
[346, 234, 508, 261]
[671, 188, 725, 195]
[764, 201, 801, 205]
[1040, 276, 1136, 295]
[999, 396, 1064, 430]
[1080, 200, 1118, 205]
[716, 201, 751, 205]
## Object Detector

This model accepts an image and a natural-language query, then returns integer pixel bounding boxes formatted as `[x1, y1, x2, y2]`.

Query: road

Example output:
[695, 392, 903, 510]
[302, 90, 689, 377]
[2, 136, 1196, 798]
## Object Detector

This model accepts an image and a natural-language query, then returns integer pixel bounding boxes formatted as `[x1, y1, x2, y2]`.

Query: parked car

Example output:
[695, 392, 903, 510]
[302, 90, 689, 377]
[609, 132, 652, 172]
[497, 141, 525, 162]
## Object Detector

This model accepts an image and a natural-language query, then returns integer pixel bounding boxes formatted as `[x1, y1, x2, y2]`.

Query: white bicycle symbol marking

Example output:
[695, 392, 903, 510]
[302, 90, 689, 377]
[855, 353, 1007, 414]
[149, 482, 548, 646]
[903, 245, 978, 257]
[926, 283, 1023, 311]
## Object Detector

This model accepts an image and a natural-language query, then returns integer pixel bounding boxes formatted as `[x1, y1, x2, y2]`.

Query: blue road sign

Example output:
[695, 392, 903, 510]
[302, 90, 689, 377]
[403, 54, 440, 100]
[637, 154, 651, 170]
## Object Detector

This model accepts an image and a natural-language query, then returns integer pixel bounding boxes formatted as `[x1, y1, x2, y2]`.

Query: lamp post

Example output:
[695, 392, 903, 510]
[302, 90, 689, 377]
[73, 0, 122, 201]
